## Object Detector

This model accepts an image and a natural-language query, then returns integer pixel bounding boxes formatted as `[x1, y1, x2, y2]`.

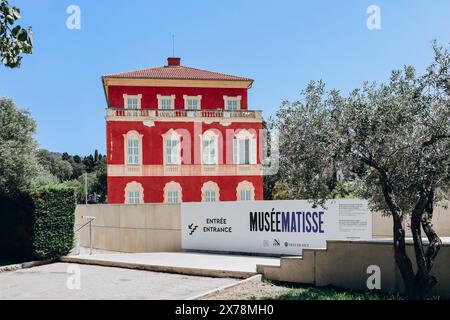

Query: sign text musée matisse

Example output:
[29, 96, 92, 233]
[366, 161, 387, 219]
[181, 200, 372, 255]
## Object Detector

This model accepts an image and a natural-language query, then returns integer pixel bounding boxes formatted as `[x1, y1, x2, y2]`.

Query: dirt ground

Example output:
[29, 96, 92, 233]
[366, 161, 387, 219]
[198, 277, 287, 300]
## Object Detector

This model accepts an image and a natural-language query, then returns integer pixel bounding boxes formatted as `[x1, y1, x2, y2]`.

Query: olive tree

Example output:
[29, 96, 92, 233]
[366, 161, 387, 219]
[0, 98, 53, 195]
[275, 43, 450, 298]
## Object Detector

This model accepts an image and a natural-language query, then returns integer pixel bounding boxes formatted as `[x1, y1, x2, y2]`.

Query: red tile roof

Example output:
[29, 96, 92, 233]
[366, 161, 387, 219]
[103, 64, 253, 82]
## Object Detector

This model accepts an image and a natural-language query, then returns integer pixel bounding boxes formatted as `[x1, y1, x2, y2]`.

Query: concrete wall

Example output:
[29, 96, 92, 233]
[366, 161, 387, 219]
[76, 203, 450, 253]
[372, 204, 450, 238]
[257, 240, 450, 298]
[75, 204, 181, 253]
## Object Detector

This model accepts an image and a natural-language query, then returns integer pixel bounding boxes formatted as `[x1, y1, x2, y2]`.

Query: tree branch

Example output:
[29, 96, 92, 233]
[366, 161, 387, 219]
[422, 134, 450, 147]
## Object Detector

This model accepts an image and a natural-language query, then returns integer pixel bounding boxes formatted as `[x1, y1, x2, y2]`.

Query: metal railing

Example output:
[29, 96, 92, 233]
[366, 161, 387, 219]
[75, 216, 96, 255]
[106, 108, 263, 119]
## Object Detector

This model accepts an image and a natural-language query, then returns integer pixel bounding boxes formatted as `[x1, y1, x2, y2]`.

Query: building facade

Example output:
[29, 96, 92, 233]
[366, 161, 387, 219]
[102, 57, 263, 204]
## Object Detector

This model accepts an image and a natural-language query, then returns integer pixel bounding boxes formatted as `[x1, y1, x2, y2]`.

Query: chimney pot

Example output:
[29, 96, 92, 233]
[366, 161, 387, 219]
[167, 57, 181, 66]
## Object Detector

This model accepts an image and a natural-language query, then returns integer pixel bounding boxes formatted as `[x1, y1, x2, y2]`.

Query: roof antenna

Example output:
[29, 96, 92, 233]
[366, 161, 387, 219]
[172, 34, 175, 57]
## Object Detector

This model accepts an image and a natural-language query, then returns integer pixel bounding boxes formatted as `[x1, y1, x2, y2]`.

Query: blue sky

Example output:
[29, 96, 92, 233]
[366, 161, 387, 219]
[1, 0, 449, 155]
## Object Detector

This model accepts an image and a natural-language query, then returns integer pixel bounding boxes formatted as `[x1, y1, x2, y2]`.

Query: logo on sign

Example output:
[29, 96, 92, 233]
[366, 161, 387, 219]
[188, 223, 198, 235]
[273, 239, 280, 247]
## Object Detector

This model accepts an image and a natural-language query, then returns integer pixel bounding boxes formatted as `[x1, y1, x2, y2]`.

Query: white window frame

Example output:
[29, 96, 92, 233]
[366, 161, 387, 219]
[123, 94, 142, 109]
[236, 180, 255, 201]
[128, 191, 140, 204]
[201, 181, 220, 202]
[123, 130, 143, 166]
[205, 191, 216, 202]
[127, 138, 139, 165]
[183, 95, 202, 110]
[124, 181, 144, 204]
[162, 129, 182, 165]
[223, 95, 241, 110]
[201, 130, 219, 165]
[157, 94, 175, 110]
[233, 130, 257, 165]
[164, 181, 182, 203]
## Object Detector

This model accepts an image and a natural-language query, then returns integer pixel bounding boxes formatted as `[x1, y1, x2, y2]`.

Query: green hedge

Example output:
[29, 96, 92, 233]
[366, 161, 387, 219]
[0, 185, 76, 263]
[0, 193, 34, 263]
[30, 186, 76, 259]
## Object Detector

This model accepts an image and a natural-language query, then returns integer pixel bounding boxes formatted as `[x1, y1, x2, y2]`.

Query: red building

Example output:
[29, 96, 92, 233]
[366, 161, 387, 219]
[102, 57, 263, 204]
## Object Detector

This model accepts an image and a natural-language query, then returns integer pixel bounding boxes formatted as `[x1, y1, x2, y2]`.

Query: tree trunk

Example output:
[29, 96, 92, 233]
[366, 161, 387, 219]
[392, 212, 416, 298]
[411, 194, 442, 298]
[377, 171, 416, 297]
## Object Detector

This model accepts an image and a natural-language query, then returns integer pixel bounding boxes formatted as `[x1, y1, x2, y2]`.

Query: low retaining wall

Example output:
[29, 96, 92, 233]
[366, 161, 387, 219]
[372, 204, 450, 238]
[257, 240, 450, 298]
[75, 204, 181, 253]
[75, 203, 450, 253]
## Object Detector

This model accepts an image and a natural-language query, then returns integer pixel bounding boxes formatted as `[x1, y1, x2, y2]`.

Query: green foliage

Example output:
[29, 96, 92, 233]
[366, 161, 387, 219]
[37, 149, 107, 203]
[0, 0, 32, 68]
[327, 182, 356, 199]
[274, 43, 450, 214]
[272, 181, 295, 200]
[29, 185, 76, 260]
[37, 149, 73, 181]
[0, 185, 76, 262]
[273, 42, 450, 297]
[0, 98, 43, 195]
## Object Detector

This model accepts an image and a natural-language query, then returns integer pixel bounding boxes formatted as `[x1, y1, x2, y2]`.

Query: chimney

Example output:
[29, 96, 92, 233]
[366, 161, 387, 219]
[167, 57, 181, 67]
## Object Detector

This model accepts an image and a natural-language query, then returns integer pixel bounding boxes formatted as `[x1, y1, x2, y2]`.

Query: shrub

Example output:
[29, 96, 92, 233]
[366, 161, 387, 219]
[30, 185, 76, 259]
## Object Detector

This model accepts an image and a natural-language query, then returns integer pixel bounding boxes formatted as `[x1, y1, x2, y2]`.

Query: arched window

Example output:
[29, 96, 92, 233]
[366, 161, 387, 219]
[236, 180, 255, 201]
[123, 130, 143, 166]
[201, 181, 220, 202]
[162, 129, 181, 165]
[124, 181, 144, 204]
[202, 130, 219, 165]
[164, 181, 182, 203]
[233, 129, 257, 165]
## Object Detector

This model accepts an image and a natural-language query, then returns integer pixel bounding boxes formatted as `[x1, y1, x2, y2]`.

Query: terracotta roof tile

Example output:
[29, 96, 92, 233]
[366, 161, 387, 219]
[103, 65, 253, 82]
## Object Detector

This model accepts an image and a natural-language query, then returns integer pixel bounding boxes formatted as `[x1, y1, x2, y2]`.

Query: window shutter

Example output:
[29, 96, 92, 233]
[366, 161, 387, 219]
[175, 140, 181, 164]
[250, 138, 257, 164]
[233, 138, 238, 164]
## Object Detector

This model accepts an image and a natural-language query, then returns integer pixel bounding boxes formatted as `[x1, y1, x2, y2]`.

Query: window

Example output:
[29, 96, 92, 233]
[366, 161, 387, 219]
[233, 130, 257, 165]
[240, 190, 251, 201]
[161, 99, 172, 109]
[236, 180, 255, 201]
[224, 96, 241, 110]
[127, 138, 139, 165]
[124, 181, 144, 204]
[166, 139, 180, 164]
[162, 129, 182, 166]
[202, 130, 220, 165]
[203, 138, 216, 164]
[127, 97, 139, 109]
[157, 95, 175, 109]
[204, 191, 216, 202]
[227, 100, 238, 110]
[234, 138, 249, 164]
[183, 95, 201, 110]
[167, 191, 179, 203]
[128, 191, 140, 204]
[201, 181, 220, 202]
[124, 130, 142, 166]
[164, 181, 182, 203]
[186, 99, 199, 110]
[123, 94, 142, 109]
